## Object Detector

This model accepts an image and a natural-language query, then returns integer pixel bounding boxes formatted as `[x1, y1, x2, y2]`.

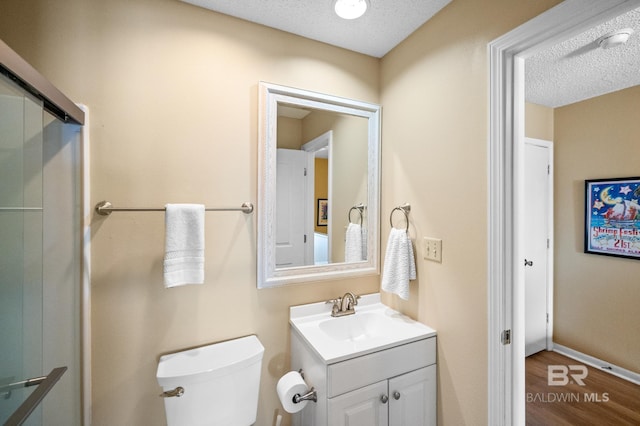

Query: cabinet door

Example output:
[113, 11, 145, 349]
[388, 365, 436, 426]
[328, 380, 389, 426]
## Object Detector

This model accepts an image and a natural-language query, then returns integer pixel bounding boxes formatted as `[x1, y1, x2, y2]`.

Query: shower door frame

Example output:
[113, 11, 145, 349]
[0, 37, 88, 425]
[0, 39, 84, 126]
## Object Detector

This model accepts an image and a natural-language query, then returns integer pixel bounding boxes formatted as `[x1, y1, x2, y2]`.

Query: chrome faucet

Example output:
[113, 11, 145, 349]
[327, 292, 360, 317]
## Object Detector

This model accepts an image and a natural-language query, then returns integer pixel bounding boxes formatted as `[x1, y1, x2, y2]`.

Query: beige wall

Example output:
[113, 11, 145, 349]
[553, 86, 640, 372]
[526, 102, 554, 141]
[379, 0, 561, 423]
[1, 1, 379, 425]
[276, 116, 303, 150]
[0, 0, 566, 425]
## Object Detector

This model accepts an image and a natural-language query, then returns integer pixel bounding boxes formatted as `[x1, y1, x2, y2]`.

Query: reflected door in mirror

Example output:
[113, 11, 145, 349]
[276, 149, 308, 268]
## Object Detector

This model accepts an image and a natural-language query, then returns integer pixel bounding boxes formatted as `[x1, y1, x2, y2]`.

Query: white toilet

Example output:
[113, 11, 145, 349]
[156, 335, 264, 426]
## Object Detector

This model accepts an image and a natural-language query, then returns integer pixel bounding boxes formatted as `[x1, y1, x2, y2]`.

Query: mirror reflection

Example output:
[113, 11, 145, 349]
[276, 105, 368, 268]
[258, 82, 381, 288]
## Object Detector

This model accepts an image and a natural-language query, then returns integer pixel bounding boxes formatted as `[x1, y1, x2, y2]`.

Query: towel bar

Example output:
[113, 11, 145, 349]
[95, 201, 254, 216]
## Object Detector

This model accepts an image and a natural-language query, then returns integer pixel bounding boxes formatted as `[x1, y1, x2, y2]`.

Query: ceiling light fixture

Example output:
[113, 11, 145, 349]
[334, 0, 369, 20]
[597, 28, 634, 49]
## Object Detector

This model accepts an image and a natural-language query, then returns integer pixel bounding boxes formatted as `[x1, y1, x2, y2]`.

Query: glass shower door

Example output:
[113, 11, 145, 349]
[0, 75, 45, 424]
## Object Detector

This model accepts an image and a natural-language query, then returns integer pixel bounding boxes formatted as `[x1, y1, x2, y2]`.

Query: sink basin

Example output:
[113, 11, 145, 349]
[290, 293, 436, 363]
[318, 312, 393, 342]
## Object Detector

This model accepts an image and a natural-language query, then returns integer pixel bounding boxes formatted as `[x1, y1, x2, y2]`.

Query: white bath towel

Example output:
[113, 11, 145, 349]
[345, 223, 365, 262]
[381, 228, 416, 300]
[361, 226, 368, 261]
[163, 204, 205, 288]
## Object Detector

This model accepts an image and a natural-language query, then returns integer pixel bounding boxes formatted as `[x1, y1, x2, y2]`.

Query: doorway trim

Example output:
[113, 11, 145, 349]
[487, 0, 640, 424]
[302, 130, 334, 262]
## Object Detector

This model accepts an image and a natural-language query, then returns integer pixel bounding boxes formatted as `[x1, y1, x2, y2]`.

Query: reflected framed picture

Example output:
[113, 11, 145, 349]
[585, 177, 640, 259]
[317, 199, 328, 226]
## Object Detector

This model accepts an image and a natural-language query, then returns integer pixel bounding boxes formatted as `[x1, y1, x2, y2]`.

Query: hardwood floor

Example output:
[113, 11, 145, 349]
[526, 351, 640, 425]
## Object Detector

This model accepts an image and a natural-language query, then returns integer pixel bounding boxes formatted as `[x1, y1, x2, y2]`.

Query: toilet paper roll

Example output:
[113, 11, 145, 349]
[277, 371, 309, 414]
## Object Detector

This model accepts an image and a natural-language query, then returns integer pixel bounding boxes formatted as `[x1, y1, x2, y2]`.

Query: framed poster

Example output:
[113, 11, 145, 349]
[317, 199, 328, 226]
[585, 177, 640, 259]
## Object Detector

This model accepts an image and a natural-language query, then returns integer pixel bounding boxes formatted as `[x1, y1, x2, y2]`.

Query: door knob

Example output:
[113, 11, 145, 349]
[380, 394, 389, 404]
[393, 391, 401, 400]
[524, 259, 533, 267]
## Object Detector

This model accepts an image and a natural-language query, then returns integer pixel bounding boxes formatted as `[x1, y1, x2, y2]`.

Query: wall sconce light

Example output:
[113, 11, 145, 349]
[334, 0, 369, 20]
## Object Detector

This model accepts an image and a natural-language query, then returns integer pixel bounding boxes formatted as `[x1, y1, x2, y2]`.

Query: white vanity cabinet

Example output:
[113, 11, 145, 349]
[329, 365, 436, 426]
[387, 365, 436, 425]
[328, 380, 388, 425]
[290, 330, 437, 426]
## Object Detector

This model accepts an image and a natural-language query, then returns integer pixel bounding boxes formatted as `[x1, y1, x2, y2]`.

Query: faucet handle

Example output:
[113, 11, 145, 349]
[325, 298, 342, 315]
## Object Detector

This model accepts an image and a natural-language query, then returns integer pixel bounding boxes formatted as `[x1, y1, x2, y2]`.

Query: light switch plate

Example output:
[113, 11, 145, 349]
[423, 237, 442, 262]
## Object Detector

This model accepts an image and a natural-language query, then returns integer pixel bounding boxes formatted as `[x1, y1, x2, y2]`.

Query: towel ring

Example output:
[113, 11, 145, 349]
[390, 203, 411, 232]
[348, 204, 364, 226]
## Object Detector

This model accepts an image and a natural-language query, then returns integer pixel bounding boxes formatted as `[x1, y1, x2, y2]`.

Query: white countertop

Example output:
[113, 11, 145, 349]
[290, 293, 436, 363]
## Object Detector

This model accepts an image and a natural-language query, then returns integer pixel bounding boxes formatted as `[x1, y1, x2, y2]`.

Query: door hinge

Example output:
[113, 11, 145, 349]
[304, 234, 307, 243]
[304, 167, 307, 176]
[501, 329, 511, 345]
[547, 164, 550, 174]
[546, 313, 549, 323]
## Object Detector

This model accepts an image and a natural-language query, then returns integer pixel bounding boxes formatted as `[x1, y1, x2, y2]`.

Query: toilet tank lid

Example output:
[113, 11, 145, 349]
[156, 335, 264, 385]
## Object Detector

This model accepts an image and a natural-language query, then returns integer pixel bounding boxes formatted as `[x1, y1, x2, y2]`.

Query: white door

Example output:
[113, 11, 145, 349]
[524, 138, 553, 357]
[388, 366, 437, 426]
[276, 149, 308, 268]
[329, 381, 389, 426]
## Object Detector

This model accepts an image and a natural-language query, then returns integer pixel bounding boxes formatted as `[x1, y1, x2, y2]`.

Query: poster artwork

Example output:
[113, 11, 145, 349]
[585, 178, 640, 259]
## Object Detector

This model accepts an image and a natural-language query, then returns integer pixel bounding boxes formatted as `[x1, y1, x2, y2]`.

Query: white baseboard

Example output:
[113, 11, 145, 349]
[552, 343, 640, 386]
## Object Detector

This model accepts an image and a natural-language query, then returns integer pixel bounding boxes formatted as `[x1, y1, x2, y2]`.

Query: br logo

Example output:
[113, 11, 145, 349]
[547, 365, 588, 386]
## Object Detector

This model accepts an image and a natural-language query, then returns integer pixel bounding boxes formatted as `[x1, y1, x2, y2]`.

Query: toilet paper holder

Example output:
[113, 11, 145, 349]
[293, 387, 317, 404]
[293, 370, 317, 404]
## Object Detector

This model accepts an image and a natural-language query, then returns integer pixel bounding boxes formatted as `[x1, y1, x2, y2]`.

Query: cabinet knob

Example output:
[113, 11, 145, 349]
[380, 394, 389, 404]
[393, 391, 401, 400]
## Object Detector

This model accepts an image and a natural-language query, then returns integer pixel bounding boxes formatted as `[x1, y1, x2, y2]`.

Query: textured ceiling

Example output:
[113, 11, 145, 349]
[180, 0, 452, 58]
[180, 0, 638, 108]
[525, 7, 640, 108]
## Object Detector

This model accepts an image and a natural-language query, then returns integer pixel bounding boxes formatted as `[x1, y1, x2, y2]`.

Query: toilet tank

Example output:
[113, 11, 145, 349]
[157, 335, 264, 426]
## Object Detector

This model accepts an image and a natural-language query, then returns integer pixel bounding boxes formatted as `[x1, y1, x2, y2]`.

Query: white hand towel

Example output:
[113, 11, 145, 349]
[361, 226, 368, 261]
[163, 204, 205, 288]
[381, 228, 416, 300]
[345, 223, 364, 262]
